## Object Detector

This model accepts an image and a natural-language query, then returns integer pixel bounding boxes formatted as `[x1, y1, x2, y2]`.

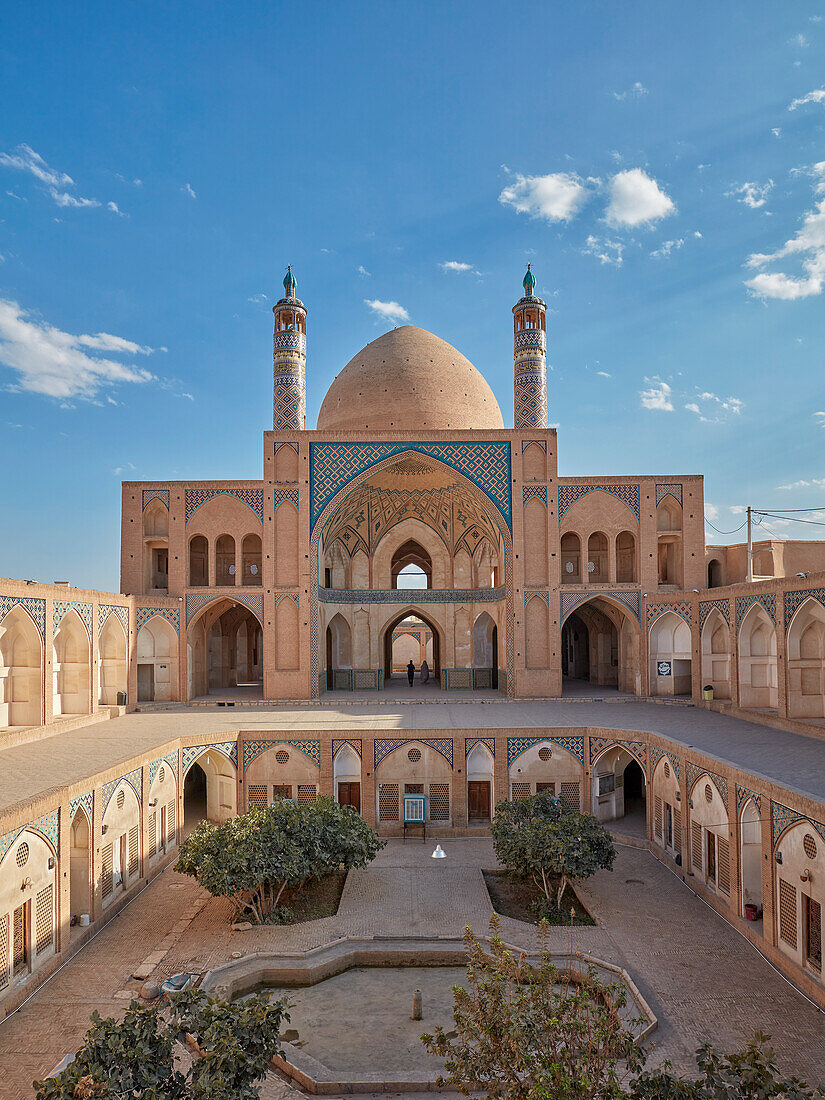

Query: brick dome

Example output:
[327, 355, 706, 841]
[316, 326, 504, 432]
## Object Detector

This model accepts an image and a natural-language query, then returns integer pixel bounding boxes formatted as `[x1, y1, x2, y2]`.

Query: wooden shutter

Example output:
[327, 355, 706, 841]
[717, 835, 730, 894]
[167, 800, 176, 842]
[296, 785, 317, 804]
[691, 823, 703, 873]
[128, 825, 139, 878]
[0, 914, 9, 990]
[101, 843, 113, 898]
[35, 886, 53, 955]
[429, 783, 450, 821]
[147, 812, 157, 860]
[673, 808, 682, 855]
[654, 796, 663, 840]
[779, 880, 797, 948]
[12, 903, 27, 976]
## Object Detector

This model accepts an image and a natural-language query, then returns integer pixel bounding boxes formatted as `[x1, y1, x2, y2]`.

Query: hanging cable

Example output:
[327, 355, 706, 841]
[705, 519, 747, 536]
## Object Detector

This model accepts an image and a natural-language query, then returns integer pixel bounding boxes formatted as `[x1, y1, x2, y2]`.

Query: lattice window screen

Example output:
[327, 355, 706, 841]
[101, 843, 113, 898]
[128, 825, 139, 878]
[0, 914, 9, 990]
[429, 783, 450, 821]
[779, 879, 797, 948]
[560, 782, 580, 813]
[297, 785, 317, 804]
[147, 812, 157, 860]
[35, 886, 53, 955]
[717, 835, 730, 894]
[654, 797, 663, 839]
[691, 823, 702, 873]
[379, 784, 399, 821]
[247, 785, 268, 809]
[167, 801, 176, 841]
[12, 904, 26, 975]
[511, 782, 531, 801]
[673, 808, 682, 855]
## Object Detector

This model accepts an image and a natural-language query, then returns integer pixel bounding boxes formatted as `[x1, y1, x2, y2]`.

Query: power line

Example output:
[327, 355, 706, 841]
[705, 519, 747, 536]
[756, 512, 825, 528]
[753, 506, 825, 514]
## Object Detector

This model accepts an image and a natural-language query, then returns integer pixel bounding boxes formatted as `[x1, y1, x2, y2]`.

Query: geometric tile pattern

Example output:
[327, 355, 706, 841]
[142, 489, 169, 509]
[136, 606, 180, 635]
[521, 440, 547, 453]
[309, 442, 513, 531]
[524, 591, 550, 607]
[735, 593, 777, 632]
[275, 593, 299, 606]
[318, 587, 504, 605]
[273, 487, 299, 509]
[184, 488, 264, 525]
[558, 483, 640, 522]
[465, 737, 496, 759]
[98, 604, 130, 637]
[101, 768, 143, 817]
[52, 600, 93, 641]
[507, 736, 585, 768]
[588, 737, 648, 775]
[646, 601, 692, 629]
[736, 784, 762, 815]
[0, 809, 60, 864]
[522, 484, 547, 506]
[374, 737, 454, 770]
[650, 744, 680, 781]
[69, 790, 94, 825]
[181, 741, 238, 775]
[148, 752, 180, 791]
[686, 761, 728, 804]
[185, 592, 264, 626]
[561, 589, 641, 625]
[332, 738, 363, 760]
[514, 371, 548, 430]
[242, 739, 321, 771]
[771, 800, 825, 849]
[699, 599, 730, 631]
[274, 374, 305, 432]
[655, 483, 683, 506]
[784, 588, 825, 634]
[0, 596, 46, 640]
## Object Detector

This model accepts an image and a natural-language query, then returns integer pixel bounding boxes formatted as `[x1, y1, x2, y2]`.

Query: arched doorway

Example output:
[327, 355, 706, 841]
[472, 612, 498, 689]
[0, 605, 42, 730]
[137, 615, 180, 702]
[382, 610, 441, 687]
[649, 611, 692, 697]
[326, 613, 352, 690]
[466, 741, 494, 822]
[701, 608, 731, 700]
[561, 597, 641, 696]
[183, 750, 237, 823]
[740, 798, 763, 920]
[98, 614, 127, 705]
[391, 540, 432, 588]
[188, 600, 262, 700]
[53, 610, 91, 717]
[592, 745, 646, 832]
[333, 742, 362, 812]
[70, 806, 92, 929]
[184, 763, 207, 831]
[787, 597, 825, 720]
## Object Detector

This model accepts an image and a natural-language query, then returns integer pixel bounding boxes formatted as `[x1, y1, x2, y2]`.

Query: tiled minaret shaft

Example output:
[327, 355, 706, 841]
[513, 264, 548, 429]
[272, 265, 307, 430]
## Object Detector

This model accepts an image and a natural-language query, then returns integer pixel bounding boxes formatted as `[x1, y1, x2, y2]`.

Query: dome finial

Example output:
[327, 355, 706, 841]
[283, 264, 297, 298]
[523, 262, 536, 296]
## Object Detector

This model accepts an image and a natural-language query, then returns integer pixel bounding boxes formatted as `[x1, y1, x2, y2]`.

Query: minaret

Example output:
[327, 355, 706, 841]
[512, 263, 548, 429]
[272, 265, 307, 430]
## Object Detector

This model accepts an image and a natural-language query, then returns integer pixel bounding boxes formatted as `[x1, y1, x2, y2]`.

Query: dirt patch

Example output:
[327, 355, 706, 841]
[483, 870, 595, 926]
[277, 871, 348, 924]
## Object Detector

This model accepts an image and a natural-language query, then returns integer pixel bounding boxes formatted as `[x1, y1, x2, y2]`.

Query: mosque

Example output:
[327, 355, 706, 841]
[1, 266, 825, 1018]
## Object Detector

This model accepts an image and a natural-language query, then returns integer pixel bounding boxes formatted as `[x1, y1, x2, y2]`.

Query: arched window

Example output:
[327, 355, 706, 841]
[587, 532, 608, 582]
[189, 536, 208, 586]
[391, 540, 432, 589]
[616, 531, 636, 583]
[707, 559, 722, 588]
[242, 534, 262, 586]
[560, 533, 581, 584]
[216, 535, 235, 586]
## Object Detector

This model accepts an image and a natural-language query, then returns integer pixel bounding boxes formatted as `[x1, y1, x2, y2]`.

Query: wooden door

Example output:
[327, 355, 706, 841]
[468, 781, 490, 822]
[137, 664, 154, 702]
[338, 782, 361, 813]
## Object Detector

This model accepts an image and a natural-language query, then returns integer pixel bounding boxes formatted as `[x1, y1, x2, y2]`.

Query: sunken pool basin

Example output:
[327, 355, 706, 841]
[199, 937, 656, 1095]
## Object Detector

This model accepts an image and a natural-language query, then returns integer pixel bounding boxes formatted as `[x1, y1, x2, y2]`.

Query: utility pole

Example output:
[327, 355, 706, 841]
[746, 505, 753, 583]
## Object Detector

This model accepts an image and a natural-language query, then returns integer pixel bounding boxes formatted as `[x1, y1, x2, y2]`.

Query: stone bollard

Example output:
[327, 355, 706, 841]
[412, 988, 422, 1021]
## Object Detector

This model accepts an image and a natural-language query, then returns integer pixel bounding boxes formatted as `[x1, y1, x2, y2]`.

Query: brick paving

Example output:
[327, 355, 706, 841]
[2, 838, 824, 1097]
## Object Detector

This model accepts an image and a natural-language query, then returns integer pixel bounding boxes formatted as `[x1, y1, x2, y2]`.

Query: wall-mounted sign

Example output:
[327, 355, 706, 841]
[403, 794, 426, 823]
[657, 661, 672, 677]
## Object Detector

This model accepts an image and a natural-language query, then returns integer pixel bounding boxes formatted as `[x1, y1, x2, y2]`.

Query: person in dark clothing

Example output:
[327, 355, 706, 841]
[407, 660, 416, 686]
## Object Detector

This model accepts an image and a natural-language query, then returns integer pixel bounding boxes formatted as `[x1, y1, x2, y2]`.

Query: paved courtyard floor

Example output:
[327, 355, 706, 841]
[1, 839, 823, 1098]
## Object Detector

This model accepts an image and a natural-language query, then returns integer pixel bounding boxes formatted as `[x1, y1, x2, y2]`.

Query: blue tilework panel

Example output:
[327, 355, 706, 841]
[0, 809, 60, 864]
[310, 443, 512, 531]
[243, 739, 321, 771]
[136, 607, 180, 634]
[771, 800, 825, 849]
[646, 601, 692, 629]
[589, 737, 648, 775]
[507, 736, 585, 768]
[186, 592, 264, 626]
[649, 745, 680, 781]
[98, 604, 129, 637]
[69, 791, 94, 825]
[465, 737, 495, 759]
[181, 742, 238, 775]
[522, 485, 547, 506]
[699, 600, 731, 631]
[0, 596, 46, 640]
[102, 768, 143, 816]
[148, 752, 180, 790]
[521, 440, 547, 453]
[142, 489, 169, 509]
[655, 484, 683, 506]
[273, 487, 299, 509]
[736, 785, 762, 815]
[319, 587, 503, 605]
[561, 590, 641, 625]
[332, 738, 363, 759]
[374, 738, 453, 769]
[185, 488, 264, 525]
[735, 594, 777, 632]
[784, 588, 825, 633]
[53, 600, 93, 640]
[686, 761, 728, 804]
[558, 484, 639, 522]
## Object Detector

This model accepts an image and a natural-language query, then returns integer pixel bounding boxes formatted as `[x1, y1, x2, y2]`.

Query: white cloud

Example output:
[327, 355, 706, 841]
[499, 171, 591, 223]
[777, 477, 825, 489]
[357, 265, 371, 277]
[704, 503, 720, 521]
[364, 299, 409, 324]
[596, 370, 612, 378]
[788, 32, 810, 48]
[772, 127, 783, 137]
[112, 462, 136, 476]
[247, 293, 267, 304]
[745, 162, 825, 299]
[582, 235, 624, 266]
[0, 143, 101, 208]
[650, 238, 684, 258]
[612, 81, 649, 101]
[107, 201, 127, 217]
[730, 505, 746, 515]
[440, 260, 479, 274]
[790, 88, 825, 110]
[694, 230, 703, 238]
[684, 390, 744, 422]
[816, 411, 825, 429]
[685, 402, 701, 414]
[0, 298, 157, 400]
[181, 182, 196, 199]
[605, 169, 675, 227]
[640, 378, 673, 411]
[728, 180, 773, 209]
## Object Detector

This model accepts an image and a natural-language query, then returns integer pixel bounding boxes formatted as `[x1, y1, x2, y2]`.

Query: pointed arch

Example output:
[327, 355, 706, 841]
[0, 604, 43, 729]
[98, 612, 127, 705]
[53, 608, 91, 717]
[787, 596, 825, 720]
[701, 607, 731, 701]
[738, 603, 778, 710]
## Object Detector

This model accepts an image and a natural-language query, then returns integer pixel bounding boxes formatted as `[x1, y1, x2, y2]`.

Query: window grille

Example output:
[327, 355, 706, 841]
[717, 835, 730, 894]
[275, 749, 290, 764]
[673, 808, 682, 855]
[805, 896, 822, 971]
[704, 783, 713, 804]
[35, 886, 53, 955]
[167, 801, 176, 842]
[538, 746, 552, 762]
[297, 785, 317, 804]
[511, 782, 531, 801]
[248, 785, 268, 809]
[117, 789, 125, 811]
[158, 767, 165, 784]
[379, 783, 399, 821]
[12, 904, 27, 976]
[560, 782, 580, 813]
[407, 747, 422, 763]
[779, 879, 797, 949]
[15, 843, 29, 868]
[691, 823, 702, 873]
[128, 825, 139, 878]
[429, 783, 450, 821]
[0, 914, 9, 990]
[147, 812, 157, 860]
[804, 834, 818, 861]
[663, 762, 670, 780]
[654, 797, 663, 840]
[101, 843, 113, 898]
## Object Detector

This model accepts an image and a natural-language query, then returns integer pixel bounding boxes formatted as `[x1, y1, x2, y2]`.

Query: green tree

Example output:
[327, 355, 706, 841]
[175, 796, 384, 923]
[491, 789, 616, 911]
[33, 989, 288, 1100]
[422, 917, 645, 1100]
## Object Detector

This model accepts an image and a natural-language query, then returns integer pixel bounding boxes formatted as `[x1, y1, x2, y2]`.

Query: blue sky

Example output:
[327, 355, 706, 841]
[1, 1, 824, 591]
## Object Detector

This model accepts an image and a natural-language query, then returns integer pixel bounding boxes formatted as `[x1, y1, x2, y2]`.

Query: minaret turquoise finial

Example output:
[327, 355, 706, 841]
[283, 264, 297, 298]
[523, 262, 536, 296]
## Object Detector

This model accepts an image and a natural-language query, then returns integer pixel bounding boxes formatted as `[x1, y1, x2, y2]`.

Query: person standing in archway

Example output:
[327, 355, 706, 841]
[420, 659, 430, 684]
[407, 660, 416, 686]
